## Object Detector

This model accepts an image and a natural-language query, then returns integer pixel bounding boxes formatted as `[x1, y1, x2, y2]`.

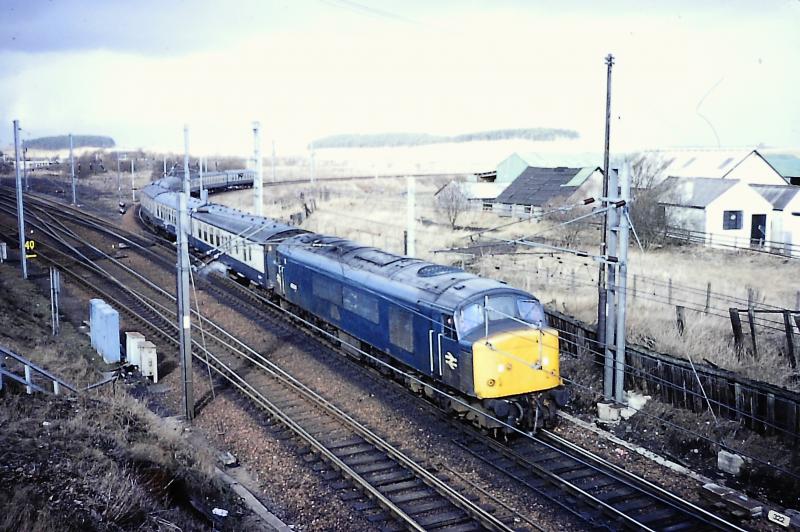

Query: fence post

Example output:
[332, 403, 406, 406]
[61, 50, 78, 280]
[632, 274, 637, 298]
[53, 380, 61, 396]
[795, 290, 799, 312]
[729, 308, 744, 352]
[705, 282, 711, 313]
[668, 278, 673, 305]
[784, 311, 797, 368]
[676, 305, 685, 335]
[747, 306, 758, 358]
[24, 364, 32, 394]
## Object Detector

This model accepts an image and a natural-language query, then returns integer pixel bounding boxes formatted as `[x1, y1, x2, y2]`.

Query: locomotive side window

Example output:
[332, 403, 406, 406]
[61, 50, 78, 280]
[389, 307, 414, 352]
[312, 275, 342, 305]
[343, 287, 379, 324]
[443, 314, 457, 339]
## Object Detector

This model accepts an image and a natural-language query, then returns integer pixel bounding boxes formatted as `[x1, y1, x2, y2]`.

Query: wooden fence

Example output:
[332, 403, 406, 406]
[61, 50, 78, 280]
[546, 308, 800, 441]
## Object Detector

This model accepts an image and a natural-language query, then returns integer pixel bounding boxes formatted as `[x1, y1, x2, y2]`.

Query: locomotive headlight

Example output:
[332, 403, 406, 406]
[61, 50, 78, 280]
[497, 364, 505, 373]
[541, 356, 550, 367]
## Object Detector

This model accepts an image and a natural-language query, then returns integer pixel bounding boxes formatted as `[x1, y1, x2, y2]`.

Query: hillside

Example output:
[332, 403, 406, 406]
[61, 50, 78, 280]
[312, 128, 579, 149]
[25, 135, 115, 150]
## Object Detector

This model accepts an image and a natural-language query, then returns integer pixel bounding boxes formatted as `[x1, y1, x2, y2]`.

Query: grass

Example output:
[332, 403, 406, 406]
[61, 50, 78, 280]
[0, 262, 241, 530]
[216, 178, 800, 390]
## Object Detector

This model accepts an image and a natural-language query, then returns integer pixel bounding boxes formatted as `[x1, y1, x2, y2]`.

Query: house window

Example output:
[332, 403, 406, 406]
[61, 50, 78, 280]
[389, 307, 414, 352]
[482, 202, 492, 212]
[523, 205, 532, 214]
[343, 287, 379, 323]
[723, 210, 743, 230]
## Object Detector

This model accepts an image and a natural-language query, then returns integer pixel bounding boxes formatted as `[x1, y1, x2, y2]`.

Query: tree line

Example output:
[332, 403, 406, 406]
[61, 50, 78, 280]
[312, 128, 579, 149]
[24, 135, 116, 150]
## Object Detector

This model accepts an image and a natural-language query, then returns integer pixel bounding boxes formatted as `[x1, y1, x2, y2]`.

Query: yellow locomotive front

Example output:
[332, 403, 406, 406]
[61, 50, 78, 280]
[455, 294, 565, 431]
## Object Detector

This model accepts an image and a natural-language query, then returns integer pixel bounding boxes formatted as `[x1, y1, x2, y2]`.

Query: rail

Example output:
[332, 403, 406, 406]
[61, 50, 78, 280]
[0, 345, 77, 395]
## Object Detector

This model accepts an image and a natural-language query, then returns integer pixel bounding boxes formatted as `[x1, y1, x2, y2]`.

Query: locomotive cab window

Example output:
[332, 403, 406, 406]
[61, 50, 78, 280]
[456, 295, 547, 339]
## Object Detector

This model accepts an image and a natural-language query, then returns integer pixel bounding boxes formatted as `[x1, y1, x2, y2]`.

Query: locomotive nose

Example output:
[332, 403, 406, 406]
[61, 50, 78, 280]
[472, 328, 560, 399]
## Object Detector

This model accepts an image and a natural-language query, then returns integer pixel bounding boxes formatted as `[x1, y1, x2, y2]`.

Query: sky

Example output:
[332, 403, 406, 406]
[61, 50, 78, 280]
[1, 0, 798, 156]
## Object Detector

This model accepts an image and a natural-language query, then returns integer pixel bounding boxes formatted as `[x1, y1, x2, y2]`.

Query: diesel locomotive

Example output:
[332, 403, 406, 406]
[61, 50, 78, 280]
[140, 176, 566, 432]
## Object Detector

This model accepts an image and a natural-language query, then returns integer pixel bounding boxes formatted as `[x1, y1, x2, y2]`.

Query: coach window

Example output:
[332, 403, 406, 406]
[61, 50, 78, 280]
[343, 287, 379, 323]
[389, 307, 414, 352]
[723, 210, 743, 230]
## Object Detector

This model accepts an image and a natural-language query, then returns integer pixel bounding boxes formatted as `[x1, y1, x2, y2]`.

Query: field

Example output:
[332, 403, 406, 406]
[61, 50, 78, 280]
[217, 174, 800, 390]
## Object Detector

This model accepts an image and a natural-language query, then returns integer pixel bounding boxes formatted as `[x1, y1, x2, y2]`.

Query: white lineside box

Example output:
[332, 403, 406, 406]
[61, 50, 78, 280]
[139, 341, 158, 383]
[125, 332, 145, 367]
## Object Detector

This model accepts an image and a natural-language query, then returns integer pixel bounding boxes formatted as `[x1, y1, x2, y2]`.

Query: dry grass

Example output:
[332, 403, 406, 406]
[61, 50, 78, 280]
[217, 178, 800, 389]
[0, 262, 241, 530]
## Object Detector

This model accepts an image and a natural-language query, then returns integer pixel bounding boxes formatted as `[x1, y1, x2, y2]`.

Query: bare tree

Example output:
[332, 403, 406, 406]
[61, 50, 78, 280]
[436, 182, 470, 229]
[628, 154, 671, 249]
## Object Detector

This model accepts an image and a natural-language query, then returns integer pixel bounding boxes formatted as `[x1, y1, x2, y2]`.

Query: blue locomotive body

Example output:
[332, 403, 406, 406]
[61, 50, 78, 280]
[139, 176, 566, 431]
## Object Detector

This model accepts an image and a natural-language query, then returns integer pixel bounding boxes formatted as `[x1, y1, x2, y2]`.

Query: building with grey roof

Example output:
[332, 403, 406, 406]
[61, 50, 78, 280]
[492, 166, 604, 218]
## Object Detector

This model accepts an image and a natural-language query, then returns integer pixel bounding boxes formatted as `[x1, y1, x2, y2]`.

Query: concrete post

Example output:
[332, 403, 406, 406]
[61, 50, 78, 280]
[131, 158, 136, 202]
[13, 120, 27, 279]
[271, 139, 276, 182]
[252, 122, 263, 217]
[69, 133, 76, 205]
[614, 162, 631, 403]
[178, 125, 194, 422]
[603, 167, 619, 400]
[406, 176, 416, 257]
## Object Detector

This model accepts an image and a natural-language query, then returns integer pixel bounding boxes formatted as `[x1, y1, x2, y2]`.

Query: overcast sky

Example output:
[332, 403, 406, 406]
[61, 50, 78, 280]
[1, 0, 798, 155]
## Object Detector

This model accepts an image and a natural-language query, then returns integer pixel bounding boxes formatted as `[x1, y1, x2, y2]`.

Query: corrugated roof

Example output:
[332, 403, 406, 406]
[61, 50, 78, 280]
[515, 152, 603, 168]
[641, 149, 753, 179]
[495, 167, 585, 206]
[660, 177, 738, 208]
[762, 154, 800, 178]
[750, 184, 800, 211]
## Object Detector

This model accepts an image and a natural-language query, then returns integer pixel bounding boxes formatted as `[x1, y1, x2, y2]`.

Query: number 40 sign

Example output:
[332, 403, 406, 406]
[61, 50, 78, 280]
[25, 239, 36, 259]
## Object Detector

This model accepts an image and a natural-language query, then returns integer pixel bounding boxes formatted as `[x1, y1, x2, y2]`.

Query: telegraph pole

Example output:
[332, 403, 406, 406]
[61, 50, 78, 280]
[69, 133, 76, 205]
[597, 53, 614, 384]
[177, 125, 194, 421]
[252, 121, 263, 217]
[198, 156, 204, 195]
[13, 120, 27, 279]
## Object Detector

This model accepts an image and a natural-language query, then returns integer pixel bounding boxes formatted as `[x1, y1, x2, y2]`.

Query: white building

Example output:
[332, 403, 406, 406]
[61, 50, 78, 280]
[640, 148, 788, 186]
[661, 177, 774, 249]
[751, 185, 800, 256]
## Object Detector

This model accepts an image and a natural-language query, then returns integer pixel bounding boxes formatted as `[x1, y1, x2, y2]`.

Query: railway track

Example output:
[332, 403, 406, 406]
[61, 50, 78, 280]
[0, 192, 521, 532]
[0, 190, 748, 530]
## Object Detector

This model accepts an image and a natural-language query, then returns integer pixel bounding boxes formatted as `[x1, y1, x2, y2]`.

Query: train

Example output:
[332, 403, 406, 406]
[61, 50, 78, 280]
[139, 174, 567, 433]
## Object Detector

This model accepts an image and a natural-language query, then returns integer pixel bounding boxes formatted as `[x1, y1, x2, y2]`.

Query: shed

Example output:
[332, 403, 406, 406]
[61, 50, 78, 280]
[661, 177, 774, 249]
[494, 152, 602, 185]
[493, 166, 604, 218]
[751, 184, 800, 256]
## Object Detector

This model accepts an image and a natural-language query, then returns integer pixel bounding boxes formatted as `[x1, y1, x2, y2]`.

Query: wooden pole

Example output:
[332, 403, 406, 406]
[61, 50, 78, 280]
[729, 308, 744, 352]
[676, 305, 685, 335]
[705, 282, 711, 313]
[784, 311, 796, 368]
[747, 306, 758, 358]
[668, 278, 673, 305]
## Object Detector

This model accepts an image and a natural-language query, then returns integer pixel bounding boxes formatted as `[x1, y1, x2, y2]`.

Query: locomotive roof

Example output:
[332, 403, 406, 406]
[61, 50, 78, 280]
[279, 232, 529, 311]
